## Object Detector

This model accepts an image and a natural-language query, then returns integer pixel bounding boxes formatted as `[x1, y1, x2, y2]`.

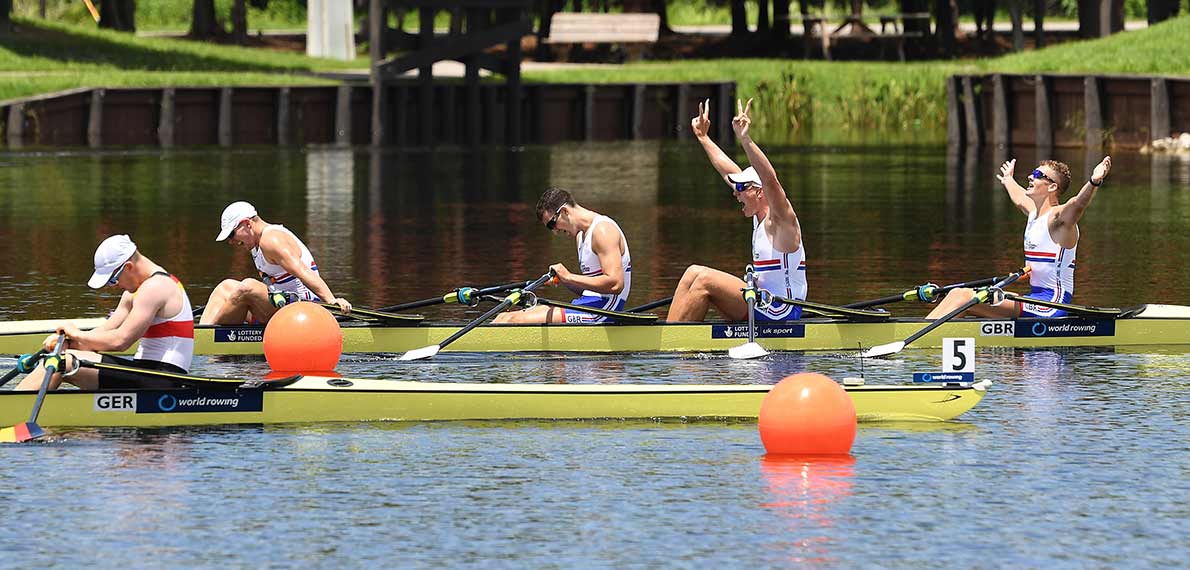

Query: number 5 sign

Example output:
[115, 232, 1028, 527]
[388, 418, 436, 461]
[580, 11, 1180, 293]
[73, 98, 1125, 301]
[943, 338, 975, 373]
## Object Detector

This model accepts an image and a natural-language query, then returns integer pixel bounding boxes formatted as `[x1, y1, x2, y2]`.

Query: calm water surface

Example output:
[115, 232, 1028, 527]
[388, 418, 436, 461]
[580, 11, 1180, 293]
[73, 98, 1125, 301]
[1, 144, 1188, 567]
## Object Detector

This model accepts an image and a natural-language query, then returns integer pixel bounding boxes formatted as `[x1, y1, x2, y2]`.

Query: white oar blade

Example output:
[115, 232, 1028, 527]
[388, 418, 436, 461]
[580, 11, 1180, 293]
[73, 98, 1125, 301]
[860, 341, 905, 359]
[728, 342, 770, 360]
[399, 345, 441, 361]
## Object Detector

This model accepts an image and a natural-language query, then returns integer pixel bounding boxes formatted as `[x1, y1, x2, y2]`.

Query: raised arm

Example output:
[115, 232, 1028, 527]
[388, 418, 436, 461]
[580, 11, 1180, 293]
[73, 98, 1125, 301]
[692, 98, 743, 181]
[997, 159, 1034, 215]
[1052, 156, 1111, 241]
[733, 99, 801, 250]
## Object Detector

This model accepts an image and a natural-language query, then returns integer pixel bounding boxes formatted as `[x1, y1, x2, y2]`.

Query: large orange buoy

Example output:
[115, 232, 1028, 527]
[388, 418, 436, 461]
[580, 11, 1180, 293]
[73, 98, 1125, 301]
[263, 302, 342, 372]
[758, 372, 856, 456]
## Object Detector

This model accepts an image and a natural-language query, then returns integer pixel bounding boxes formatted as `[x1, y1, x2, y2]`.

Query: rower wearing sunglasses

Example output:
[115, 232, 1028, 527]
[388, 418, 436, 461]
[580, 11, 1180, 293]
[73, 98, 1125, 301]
[668, 97, 807, 322]
[18, 234, 195, 391]
[926, 156, 1112, 319]
[494, 187, 631, 324]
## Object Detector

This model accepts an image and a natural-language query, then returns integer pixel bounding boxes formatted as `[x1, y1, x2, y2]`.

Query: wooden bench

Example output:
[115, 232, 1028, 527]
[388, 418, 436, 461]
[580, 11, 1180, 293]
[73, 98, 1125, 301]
[543, 13, 661, 61]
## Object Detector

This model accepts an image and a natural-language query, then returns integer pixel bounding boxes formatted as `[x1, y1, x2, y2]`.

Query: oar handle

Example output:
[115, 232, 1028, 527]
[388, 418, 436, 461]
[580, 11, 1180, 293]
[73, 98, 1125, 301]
[433, 271, 556, 351]
[844, 268, 1027, 309]
[377, 281, 531, 312]
[902, 267, 1031, 346]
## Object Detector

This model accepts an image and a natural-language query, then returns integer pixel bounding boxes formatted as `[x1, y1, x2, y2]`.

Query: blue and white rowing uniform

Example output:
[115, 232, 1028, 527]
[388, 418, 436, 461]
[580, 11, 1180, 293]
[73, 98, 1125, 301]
[752, 216, 807, 321]
[563, 215, 631, 324]
[251, 224, 322, 303]
[1019, 209, 1076, 318]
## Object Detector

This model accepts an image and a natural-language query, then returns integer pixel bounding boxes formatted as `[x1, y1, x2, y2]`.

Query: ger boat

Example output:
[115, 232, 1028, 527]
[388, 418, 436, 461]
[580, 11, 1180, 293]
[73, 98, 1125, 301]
[0, 361, 991, 428]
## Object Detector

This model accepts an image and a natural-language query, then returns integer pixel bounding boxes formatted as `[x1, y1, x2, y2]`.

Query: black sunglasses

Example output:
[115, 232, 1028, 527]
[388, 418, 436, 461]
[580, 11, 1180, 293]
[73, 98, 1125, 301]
[545, 205, 564, 230]
[1030, 169, 1056, 184]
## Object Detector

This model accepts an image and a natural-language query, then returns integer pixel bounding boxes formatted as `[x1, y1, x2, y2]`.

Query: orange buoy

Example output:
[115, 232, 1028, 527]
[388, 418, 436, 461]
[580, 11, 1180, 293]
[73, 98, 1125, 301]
[758, 372, 856, 456]
[263, 302, 342, 373]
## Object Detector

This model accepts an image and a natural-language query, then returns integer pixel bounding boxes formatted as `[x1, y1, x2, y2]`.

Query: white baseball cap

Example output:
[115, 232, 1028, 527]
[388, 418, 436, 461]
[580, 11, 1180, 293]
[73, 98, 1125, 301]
[215, 201, 258, 241]
[726, 166, 763, 190]
[87, 235, 137, 289]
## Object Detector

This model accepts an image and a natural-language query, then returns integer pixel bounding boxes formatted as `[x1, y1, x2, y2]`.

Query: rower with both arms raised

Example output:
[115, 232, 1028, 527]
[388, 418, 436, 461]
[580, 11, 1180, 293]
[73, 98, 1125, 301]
[926, 156, 1112, 320]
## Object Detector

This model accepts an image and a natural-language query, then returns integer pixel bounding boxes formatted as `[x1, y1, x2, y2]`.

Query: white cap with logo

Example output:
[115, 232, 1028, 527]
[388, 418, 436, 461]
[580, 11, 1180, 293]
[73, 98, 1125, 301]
[87, 234, 137, 289]
[726, 166, 763, 189]
[215, 201, 258, 241]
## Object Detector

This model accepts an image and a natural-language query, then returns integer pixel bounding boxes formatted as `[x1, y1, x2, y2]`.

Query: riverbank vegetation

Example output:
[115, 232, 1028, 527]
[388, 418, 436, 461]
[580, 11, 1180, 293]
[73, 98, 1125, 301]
[2, 8, 1187, 144]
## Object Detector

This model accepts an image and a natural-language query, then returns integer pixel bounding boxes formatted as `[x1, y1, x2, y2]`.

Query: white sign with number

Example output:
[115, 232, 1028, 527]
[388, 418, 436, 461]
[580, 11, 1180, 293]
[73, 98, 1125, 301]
[942, 338, 975, 373]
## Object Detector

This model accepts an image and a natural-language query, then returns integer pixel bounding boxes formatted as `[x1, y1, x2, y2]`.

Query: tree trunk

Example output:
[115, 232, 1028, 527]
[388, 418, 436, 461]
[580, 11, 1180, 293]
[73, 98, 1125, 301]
[757, 0, 770, 35]
[772, 0, 789, 38]
[731, 0, 748, 36]
[651, 0, 672, 35]
[1033, 0, 1045, 47]
[0, 0, 11, 34]
[190, 0, 220, 38]
[99, 0, 131, 31]
[231, 0, 247, 44]
[933, 0, 956, 57]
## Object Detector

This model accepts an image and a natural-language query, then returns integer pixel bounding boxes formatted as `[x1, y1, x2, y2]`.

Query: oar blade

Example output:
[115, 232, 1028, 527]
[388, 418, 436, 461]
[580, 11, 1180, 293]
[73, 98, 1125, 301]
[399, 344, 441, 362]
[728, 342, 770, 360]
[0, 422, 44, 444]
[860, 341, 905, 359]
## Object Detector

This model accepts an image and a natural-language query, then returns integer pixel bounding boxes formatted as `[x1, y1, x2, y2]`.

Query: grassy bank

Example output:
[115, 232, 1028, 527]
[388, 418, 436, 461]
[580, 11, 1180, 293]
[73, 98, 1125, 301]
[0, 17, 358, 100]
[526, 14, 1190, 144]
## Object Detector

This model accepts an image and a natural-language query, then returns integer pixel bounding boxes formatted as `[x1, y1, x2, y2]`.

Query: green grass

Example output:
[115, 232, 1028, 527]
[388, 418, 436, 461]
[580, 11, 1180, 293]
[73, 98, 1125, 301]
[527, 14, 1190, 144]
[0, 17, 362, 100]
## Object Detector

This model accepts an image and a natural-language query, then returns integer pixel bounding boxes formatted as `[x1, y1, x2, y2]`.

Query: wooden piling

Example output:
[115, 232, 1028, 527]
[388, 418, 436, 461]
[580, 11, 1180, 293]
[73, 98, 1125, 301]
[335, 85, 352, 146]
[158, 88, 175, 147]
[87, 88, 104, 148]
[1084, 76, 1104, 148]
[992, 75, 1009, 148]
[1034, 75, 1053, 150]
[218, 87, 234, 147]
[1151, 78, 1170, 141]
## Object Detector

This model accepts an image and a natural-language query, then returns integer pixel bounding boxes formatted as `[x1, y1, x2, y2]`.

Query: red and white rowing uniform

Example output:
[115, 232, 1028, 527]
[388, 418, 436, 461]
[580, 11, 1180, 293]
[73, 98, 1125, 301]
[752, 215, 807, 321]
[251, 225, 321, 302]
[1020, 209, 1076, 318]
[564, 215, 632, 324]
[134, 273, 194, 372]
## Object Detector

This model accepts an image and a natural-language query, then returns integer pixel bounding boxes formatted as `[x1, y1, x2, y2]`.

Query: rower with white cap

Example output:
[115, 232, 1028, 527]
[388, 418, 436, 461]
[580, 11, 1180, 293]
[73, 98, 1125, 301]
[668, 98, 808, 322]
[17, 235, 195, 391]
[200, 201, 351, 325]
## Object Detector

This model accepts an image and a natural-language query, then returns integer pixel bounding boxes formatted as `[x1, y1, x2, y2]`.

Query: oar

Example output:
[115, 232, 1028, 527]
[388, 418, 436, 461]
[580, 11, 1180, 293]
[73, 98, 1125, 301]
[861, 266, 1031, 359]
[0, 349, 47, 387]
[1002, 293, 1121, 317]
[377, 281, 531, 313]
[763, 295, 890, 321]
[476, 295, 659, 323]
[729, 266, 769, 360]
[0, 334, 67, 444]
[626, 296, 673, 313]
[843, 269, 1026, 309]
[316, 304, 423, 324]
[399, 270, 556, 361]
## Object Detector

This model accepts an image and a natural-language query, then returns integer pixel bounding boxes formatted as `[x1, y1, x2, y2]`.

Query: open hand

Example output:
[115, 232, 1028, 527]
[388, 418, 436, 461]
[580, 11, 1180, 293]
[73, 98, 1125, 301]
[996, 158, 1016, 186]
[1092, 156, 1111, 185]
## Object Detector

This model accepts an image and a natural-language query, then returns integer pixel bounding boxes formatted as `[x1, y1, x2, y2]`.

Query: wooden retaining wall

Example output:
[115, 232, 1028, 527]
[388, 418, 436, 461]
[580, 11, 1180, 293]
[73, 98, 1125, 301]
[0, 81, 736, 148]
[948, 74, 1190, 149]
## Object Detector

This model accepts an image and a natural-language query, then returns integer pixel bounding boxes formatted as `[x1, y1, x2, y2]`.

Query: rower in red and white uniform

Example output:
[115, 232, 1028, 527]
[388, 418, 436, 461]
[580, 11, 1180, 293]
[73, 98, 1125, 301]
[494, 188, 631, 324]
[669, 98, 808, 322]
[18, 235, 195, 391]
[927, 156, 1112, 319]
[200, 201, 352, 325]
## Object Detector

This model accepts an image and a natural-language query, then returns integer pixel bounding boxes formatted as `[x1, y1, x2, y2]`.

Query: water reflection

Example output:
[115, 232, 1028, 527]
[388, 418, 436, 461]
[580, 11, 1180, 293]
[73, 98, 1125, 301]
[759, 454, 856, 566]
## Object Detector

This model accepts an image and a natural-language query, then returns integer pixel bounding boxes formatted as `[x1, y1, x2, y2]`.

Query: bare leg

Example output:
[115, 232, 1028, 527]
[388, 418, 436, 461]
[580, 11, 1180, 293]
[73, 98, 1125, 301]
[925, 287, 1022, 319]
[667, 265, 750, 322]
[15, 350, 103, 391]
[493, 305, 566, 324]
[199, 278, 275, 325]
